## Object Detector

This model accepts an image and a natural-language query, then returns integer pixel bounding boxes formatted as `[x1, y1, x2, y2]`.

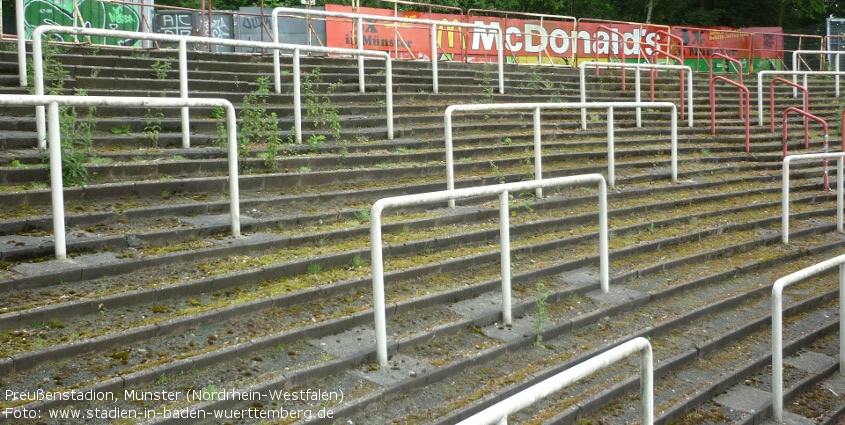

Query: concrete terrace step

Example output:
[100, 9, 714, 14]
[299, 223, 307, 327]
[1, 40, 844, 424]
[2, 174, 839, 423]
[0, 136, 802, 262]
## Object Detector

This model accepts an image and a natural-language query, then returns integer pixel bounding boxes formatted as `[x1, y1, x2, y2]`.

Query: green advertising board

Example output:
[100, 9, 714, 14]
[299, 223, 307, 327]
[24, 0, 141, 46]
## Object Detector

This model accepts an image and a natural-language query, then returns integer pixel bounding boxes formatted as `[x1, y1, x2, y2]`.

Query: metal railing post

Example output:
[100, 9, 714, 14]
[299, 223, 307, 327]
[782, 107, 827, 157]
[533, 107, 542, 198]
[47, 102, 66, 260]
[224, 101, 241, 238]
[179, 40, 191, 148]
[357, 17, 365, 93]
[16, 0, 25, 87]
[431, 23, 439, 93]
[579, 62, 694, 128]
[840, 158, 844, 234]
[497, 30, 505, 94]
[711, 76, 751, 152]
[782, 157, 791, 244]
[841, 263, 845, 377]
[455, 337, 652, 425]
[769, 78, 808, 146]
[781, 153, 845, 244]
[758, 70, 845, 126]
[32, 37, 47, 149]
[2, 94, 242, 258]
[30, 26, 396, 143]
[772, 253, 845, 422]
[444, 111, 456, 208]
[271, 7, 503, 95]
[499, 190, 512, 325]
[272, 14, 281, 93]
[772, 281, 785, 422]
[447, 102, 678, 201]
[385, 57, 394, 140]
[635, 66, 642, 127]
[293, 48, 302, 144]
[595, 25, 627, 90]
[671, 110, 678, 182]
[579, 66, 588, 129]
[793, 50, 845, 97]
[370, 175, 609, 366]
[369, 203, 388, 366]
[599, 177, 609, 293]
[607, 106, 615, 188]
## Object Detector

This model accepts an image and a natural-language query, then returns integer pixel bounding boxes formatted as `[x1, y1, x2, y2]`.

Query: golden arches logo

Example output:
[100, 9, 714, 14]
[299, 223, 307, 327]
[437, 18, 465, 49]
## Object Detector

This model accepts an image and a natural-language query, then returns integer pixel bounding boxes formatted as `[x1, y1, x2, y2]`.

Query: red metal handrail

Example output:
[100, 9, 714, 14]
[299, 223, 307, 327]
[674, 26, 753, 72]
[388, 0, 467, 62]
[770, 78, 808, 145]
[783, 107, 831, 189]
[649, 48, 685, 122]
[711, 76, 751, 153]
[752, 32, 823, 71]
[710, 52, 744, 85]
[654, 30, 684, 62]
[595, 25, 627, 90]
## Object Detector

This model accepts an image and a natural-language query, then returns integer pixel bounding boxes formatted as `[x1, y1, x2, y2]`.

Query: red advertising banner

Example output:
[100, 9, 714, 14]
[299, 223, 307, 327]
[324, 5, 783, 65]
[672, 26, 782, 60]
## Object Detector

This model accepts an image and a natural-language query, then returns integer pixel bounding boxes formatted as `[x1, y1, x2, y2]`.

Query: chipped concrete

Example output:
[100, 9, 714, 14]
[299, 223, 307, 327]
[449, 291, 510, 318]
[11, 251, 121, 276]
[587, 286, 644, 306]
[352, 354, 431, 386]
[784, 351, 837, 374]
[180, 213, 257, 227]
[554, 266, 600, 289]
[714, 385, 770, 414]
[759, 411, 815, 425]
[310, 325, 375, 358]
[823, 374, 845, 395]
[482, 314, 537, 344]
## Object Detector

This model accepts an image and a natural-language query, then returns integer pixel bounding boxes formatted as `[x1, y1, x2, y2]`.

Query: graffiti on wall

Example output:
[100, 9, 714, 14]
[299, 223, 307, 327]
[203, 15, 234, 52]
[24, 0, 142, 46]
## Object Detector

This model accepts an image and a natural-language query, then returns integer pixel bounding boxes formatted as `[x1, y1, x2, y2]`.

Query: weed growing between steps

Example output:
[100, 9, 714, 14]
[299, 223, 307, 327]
[53, 89, 98, 186]
[0, 198, 836, 388]
[480, 64, 494, 102]
[302, 68, 342, 141]
[235, 76, 282, 170]
[28, 39, 96, 186]
[150, 60, 171, 80]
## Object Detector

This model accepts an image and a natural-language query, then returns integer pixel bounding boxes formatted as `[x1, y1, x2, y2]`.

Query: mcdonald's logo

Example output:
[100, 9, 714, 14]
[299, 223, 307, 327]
[437, 18, 465, 49]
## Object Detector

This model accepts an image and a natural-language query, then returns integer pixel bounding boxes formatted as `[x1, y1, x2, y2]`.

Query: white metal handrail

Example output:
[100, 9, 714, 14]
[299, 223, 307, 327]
[30, 25, 394, 146]
[756, 70, 845, 126]
[370, 174, 609, 366]
[579, 61, 694, 129]
[772, 253, 845, 422]
[781, 153, 845, 244]
[444, 102, 678, 197]
[792, 50, 845, 95]
[0, 94, 240, 260]
[455, 337, 653, 425]
[271, 6, 504, 94]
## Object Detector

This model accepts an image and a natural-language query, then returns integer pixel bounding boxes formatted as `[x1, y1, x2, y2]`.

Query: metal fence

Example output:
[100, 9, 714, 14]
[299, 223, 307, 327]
[0, 94, 240, 260]
[369, 174, 609, 366]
